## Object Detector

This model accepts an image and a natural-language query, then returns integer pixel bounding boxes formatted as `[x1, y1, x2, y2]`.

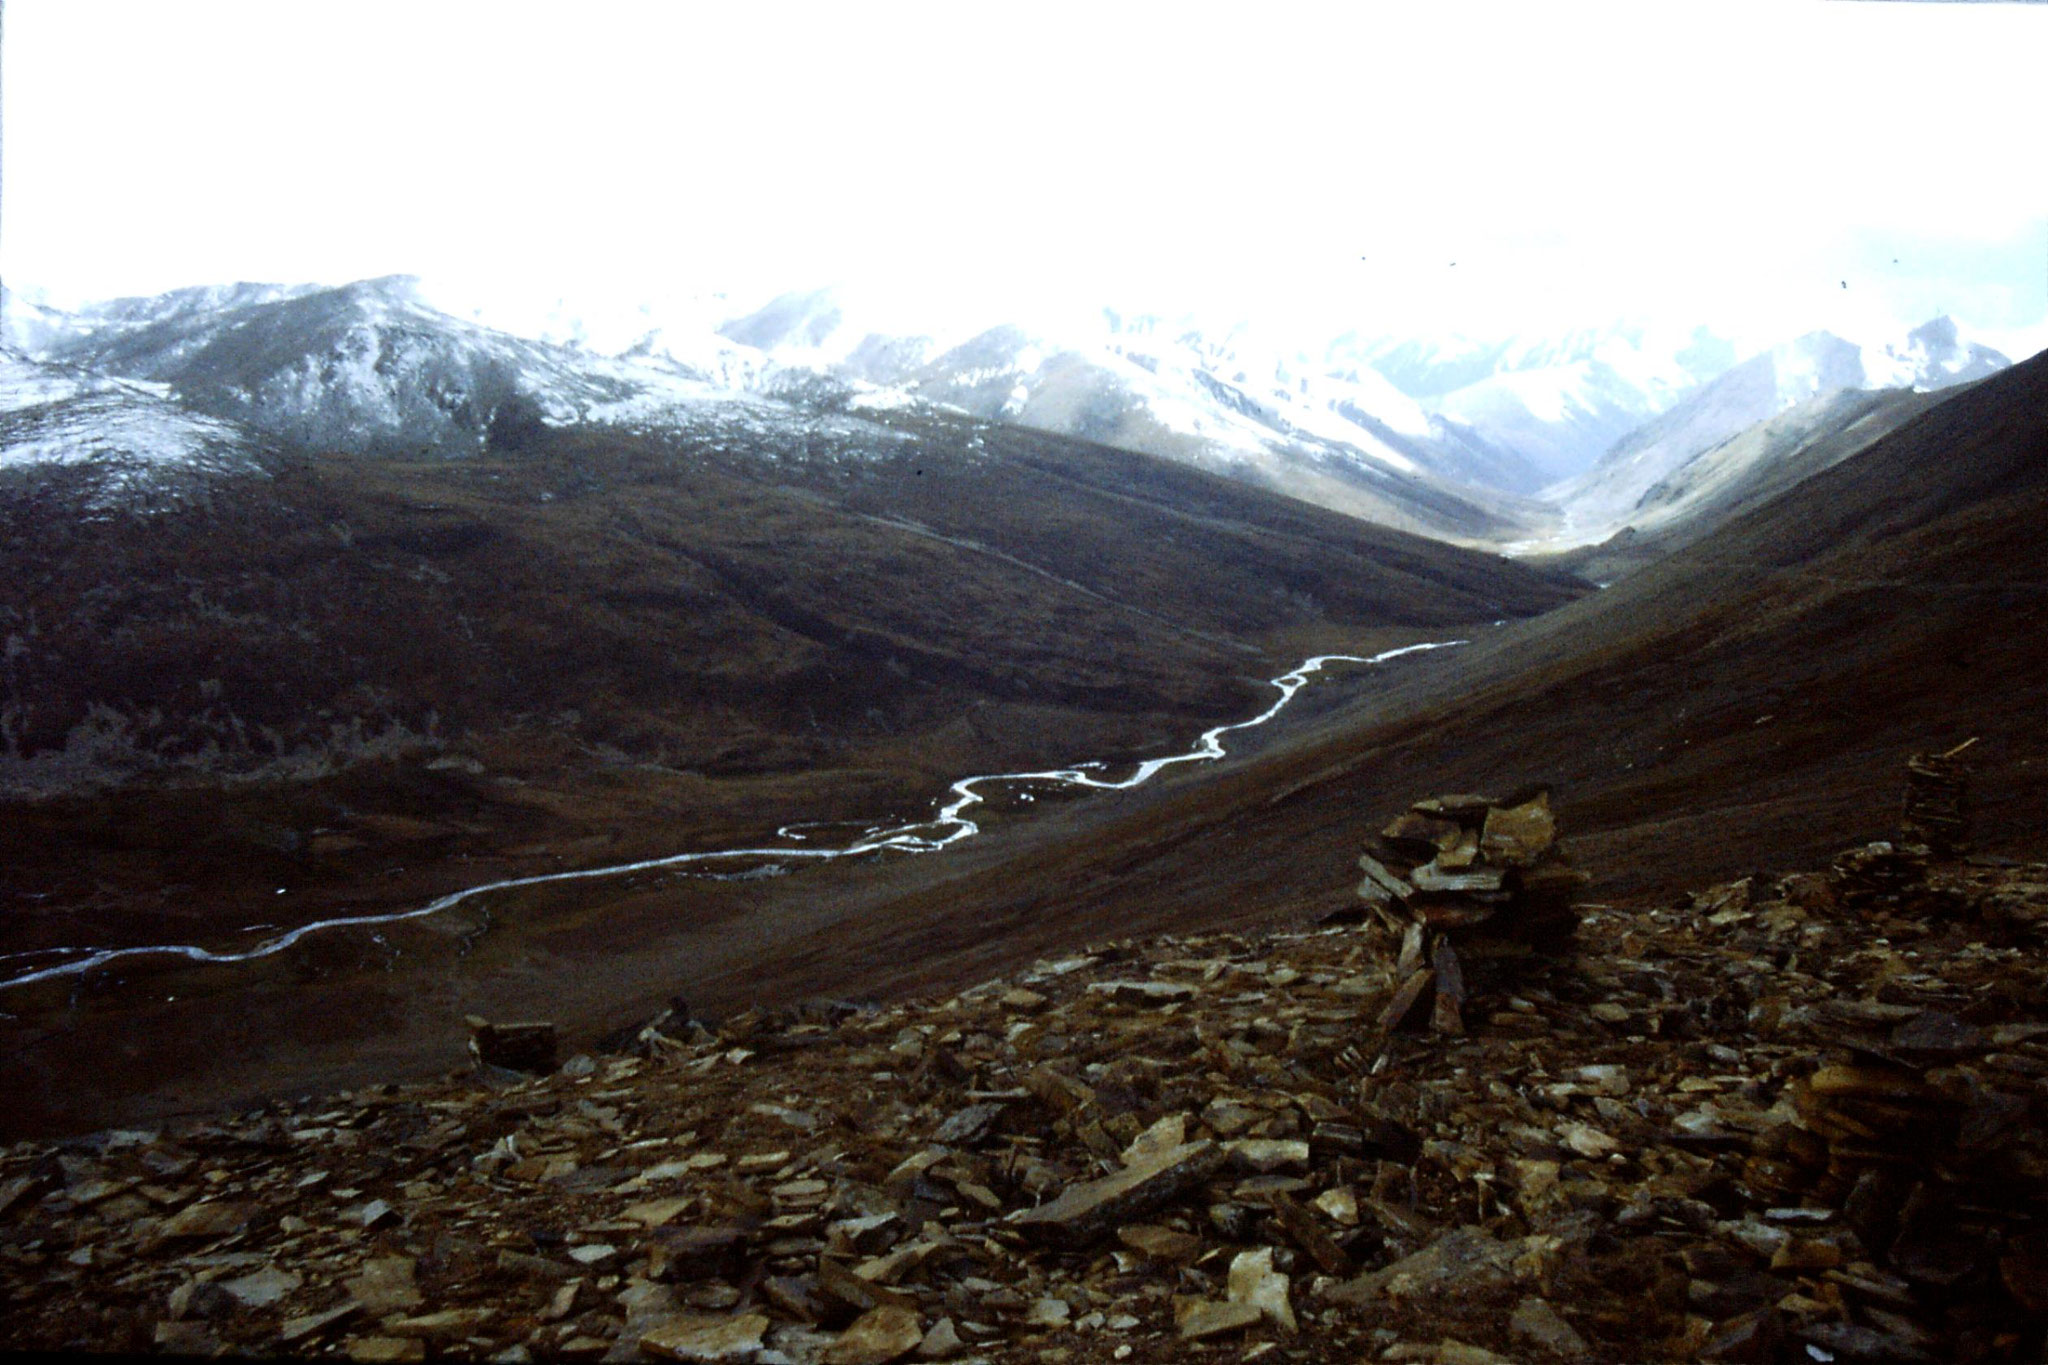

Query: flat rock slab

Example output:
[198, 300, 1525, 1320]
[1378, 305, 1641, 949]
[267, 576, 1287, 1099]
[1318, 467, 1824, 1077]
[1411, 863, 1508, 894]
[931, 1102, 1007, 1147]
[345, 1256, 422, 1314]
[1357, 854, 1416, 900]
[1175, 1297, 1264, 1339]
[1228, 1247, 1296, 1332]
[1011, 1140, 1225, 1244]
[1511, 1296, 1591, 1360]
[822, 1304, 924, 1364]
[386, 1308, 495, 1339]
[624, 1196, 695, 1229]
[1328, 1227, 1517, 1306]
[1226, 1139, 1310, 1174]
[156, 1200, 252, 1242]
[219, 1265, 301, 1308]
[1117, 1223, 1205, 1263]
[640, 1311, 771, 1362]
[1482, 792, 1557, 865]
[1084, 980, 1196, 1006]
[279, 1303, 358, 1344]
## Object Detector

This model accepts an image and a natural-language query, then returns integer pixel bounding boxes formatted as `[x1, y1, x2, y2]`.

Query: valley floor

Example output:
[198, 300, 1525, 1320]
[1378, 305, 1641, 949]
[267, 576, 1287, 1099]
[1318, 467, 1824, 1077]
[0, 628, 1442, 1138]
[5, 821, 2047, 1363]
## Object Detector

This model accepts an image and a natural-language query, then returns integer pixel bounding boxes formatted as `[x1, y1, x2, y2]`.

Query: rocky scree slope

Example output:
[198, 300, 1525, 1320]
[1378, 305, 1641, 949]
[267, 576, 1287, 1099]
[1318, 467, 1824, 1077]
[5, 800, 2048, 1364]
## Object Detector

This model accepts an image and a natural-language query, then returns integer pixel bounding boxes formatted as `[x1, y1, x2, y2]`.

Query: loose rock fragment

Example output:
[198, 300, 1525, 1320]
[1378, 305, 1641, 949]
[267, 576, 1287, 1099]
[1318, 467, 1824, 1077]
[1010, 1140, 1225, 1244]
[155, 1199, 252, 1242]
[1116, 1223, 1204, 1263]
[823, 1305, 924, 1365]
[915, 1316, 964, 1359]
[279, 1303, 358, 1344]
[1174, 1297, 1263, 1340]
[346, 1257, 423, 1315]
[1227, 1247, 1296, 1333]
[220, 1265, 302, 1309]
[347, 1339, 426, 1365]
[639, 1312, 772, 1363]
[1510, 1297, 1590, 1360]
[1084, 980, 1196, 1006]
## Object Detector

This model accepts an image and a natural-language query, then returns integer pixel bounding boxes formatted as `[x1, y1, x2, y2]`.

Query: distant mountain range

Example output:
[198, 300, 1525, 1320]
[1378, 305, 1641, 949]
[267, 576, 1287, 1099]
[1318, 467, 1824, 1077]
[0, 277, 2014, 546]
[1548, 317, 2010, 544]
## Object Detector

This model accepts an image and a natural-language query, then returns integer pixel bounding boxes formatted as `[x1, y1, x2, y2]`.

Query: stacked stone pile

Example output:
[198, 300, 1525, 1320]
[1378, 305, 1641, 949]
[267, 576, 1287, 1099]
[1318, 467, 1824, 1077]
[1901, 740, 1975, 855]
[1355, 787, 1589, 1037]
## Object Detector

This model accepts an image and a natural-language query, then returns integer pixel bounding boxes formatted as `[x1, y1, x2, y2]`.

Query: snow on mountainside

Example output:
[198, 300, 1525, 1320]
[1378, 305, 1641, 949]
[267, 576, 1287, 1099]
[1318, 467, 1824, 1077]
[1534, 386, 1945, 579]
[714, 292, 1553, 539]
[36, 277, 780, 458]
[1858, 315, 2009, 391]
[0, 349, 266, 505]
[7, 278, 1728, 542]
[1546, 319, 2011, 545]
[1344, 324, 1741, 484]
[900, 322, 1539, 540]
[13, 275, 2014, 554]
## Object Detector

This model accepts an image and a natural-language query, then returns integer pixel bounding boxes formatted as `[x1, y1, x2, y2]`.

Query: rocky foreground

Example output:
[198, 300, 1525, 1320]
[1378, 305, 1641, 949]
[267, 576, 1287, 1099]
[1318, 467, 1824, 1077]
[6, 809, 2048, 1363]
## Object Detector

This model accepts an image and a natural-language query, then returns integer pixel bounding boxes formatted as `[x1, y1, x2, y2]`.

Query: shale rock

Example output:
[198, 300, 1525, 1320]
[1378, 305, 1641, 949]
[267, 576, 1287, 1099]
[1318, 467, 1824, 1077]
[1358, 786, 1587, 1036]
[6, 773, 2048, 1364]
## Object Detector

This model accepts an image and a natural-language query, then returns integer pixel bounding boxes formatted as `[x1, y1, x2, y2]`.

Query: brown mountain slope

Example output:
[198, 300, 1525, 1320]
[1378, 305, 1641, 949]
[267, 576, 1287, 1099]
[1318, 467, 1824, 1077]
[721, 347, 2048, 1010]
[1537, 385, 1946, 583]
[0, 407, 1582, 1134]
[7, 352, 2038, 1137]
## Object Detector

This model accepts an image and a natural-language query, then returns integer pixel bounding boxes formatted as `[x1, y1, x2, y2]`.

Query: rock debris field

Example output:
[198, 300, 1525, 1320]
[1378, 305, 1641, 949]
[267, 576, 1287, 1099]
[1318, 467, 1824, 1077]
[7, 778, 2048, 1364]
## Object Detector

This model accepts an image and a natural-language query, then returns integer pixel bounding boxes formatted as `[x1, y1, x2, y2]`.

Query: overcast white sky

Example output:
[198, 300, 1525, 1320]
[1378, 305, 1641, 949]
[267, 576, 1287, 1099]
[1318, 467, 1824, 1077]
[3, 0, 2044, 356]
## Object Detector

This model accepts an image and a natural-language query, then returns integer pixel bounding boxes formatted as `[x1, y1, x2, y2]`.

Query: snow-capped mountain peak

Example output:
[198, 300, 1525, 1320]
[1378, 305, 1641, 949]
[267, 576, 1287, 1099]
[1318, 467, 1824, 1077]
[1855, 315, 2010, 392]
[1543, 319, 2012, 546]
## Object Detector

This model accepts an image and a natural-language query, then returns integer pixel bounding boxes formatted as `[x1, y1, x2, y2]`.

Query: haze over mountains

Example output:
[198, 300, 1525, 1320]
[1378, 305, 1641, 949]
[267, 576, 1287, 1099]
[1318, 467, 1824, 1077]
[2, 276, 2015, 550]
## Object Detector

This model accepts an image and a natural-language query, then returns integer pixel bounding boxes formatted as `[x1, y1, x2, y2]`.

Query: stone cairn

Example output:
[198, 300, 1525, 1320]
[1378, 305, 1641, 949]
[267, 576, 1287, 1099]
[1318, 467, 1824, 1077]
[1832, 741, 1978, 909]
[1734, 743, 2048, 1345]
[1902, 737, 1975, 855]
[1354, 786, 1587, 1037]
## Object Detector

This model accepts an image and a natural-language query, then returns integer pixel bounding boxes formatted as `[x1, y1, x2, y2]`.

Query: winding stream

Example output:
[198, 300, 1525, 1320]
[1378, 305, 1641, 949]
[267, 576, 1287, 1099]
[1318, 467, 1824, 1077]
[0, 642, 1458, 991]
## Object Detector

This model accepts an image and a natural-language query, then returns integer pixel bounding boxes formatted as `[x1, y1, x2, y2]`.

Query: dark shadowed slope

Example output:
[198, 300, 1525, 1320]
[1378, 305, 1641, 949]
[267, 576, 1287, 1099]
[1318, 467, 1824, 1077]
[740, 347, 2048, 1008]
[0, 403, 1588, 1135]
